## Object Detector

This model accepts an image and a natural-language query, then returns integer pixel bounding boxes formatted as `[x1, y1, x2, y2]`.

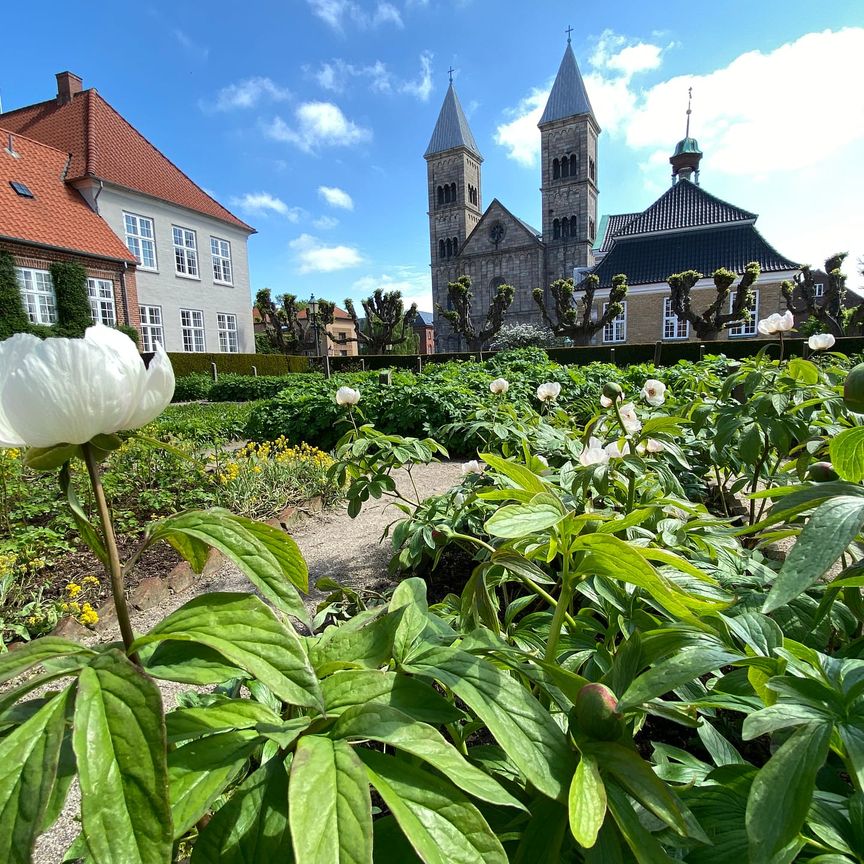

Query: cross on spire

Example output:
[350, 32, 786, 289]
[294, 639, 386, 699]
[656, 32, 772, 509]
[448, 66, 455, 84]
[565, 25, 573, 44]
[685, 86, 693, 137]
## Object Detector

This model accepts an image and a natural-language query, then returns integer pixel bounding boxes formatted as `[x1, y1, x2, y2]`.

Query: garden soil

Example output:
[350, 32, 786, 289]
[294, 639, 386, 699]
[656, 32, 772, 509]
[33, 460, 463, 864]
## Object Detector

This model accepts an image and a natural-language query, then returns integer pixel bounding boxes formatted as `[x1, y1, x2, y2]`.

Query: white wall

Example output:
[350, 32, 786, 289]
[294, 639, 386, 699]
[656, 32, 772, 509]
[82, 182, 254, 353]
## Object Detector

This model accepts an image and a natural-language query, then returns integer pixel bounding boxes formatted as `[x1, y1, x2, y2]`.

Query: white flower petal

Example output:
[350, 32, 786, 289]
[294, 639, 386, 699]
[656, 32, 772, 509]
[777, 310, 795, 333]
[119, 343, 176, 430]
[0, 334, 42, 446]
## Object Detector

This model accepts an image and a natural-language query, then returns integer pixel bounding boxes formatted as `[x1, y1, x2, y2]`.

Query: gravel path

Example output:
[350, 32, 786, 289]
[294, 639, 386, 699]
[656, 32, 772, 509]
[33, 460, 463, 863]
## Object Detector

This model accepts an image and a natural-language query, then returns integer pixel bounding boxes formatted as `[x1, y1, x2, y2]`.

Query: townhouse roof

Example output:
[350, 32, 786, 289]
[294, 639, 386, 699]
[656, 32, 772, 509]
[0, 128, 137, 263]
[0, 83, 254, 232]
[413, 310, 435, 326]
[424, 83, 482, 160]
[593, 223, 799, 288]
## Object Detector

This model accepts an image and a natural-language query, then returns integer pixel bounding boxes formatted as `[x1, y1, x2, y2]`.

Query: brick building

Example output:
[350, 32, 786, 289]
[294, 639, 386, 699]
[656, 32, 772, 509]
[0, 128, 140, 328]
[413, 311, 436, 354]
[1, 72, 256, 354]
[427, 39, 799, 348]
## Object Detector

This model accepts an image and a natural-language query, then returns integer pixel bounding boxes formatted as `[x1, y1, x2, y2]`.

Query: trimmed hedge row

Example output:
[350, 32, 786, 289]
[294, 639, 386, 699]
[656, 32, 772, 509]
[153, 352, 309, 378]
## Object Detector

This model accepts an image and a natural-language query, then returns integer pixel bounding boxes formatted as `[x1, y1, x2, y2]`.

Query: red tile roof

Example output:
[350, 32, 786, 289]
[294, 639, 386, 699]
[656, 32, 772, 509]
[298, 305, 352, 320]
[0, 89, 254, 233]
[0, 128, 137, 263]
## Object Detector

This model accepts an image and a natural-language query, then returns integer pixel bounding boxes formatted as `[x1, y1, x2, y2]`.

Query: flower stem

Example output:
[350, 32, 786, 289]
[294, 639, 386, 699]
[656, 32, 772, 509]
[82, 443, 138, 662]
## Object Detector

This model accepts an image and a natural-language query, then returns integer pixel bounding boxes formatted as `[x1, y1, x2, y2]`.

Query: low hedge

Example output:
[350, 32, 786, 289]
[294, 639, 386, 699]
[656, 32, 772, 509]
[158, 352, 310, 378]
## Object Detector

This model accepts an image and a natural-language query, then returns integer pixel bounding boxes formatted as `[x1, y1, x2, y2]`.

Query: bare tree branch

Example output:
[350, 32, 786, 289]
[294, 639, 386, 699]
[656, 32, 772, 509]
[781, 253, 849, 337]
[436, 275, 514, 351]
[344, 289, 418, 354]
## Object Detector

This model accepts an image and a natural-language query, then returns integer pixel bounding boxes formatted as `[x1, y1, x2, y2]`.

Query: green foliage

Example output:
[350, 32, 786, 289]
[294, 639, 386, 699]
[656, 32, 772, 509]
[49, 261, 90, 338]
[0, 251, 29, 340]
[167, 352, 309, 379]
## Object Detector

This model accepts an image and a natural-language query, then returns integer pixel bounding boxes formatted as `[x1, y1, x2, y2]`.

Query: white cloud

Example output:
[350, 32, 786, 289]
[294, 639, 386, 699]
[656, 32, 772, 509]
[589, 29, 664, 76]
[231, 192, 303, 221]
[290, 233, 363, 273]
[494, 88, 548, 167]
[306, 0, 403, 31]
[211, 77, 291, 111]
[318, 185, 354, 210]
[173, 28, 209, 61]
[400, 51, 433, 101]
[310, 52, 433, 101]
[264, 102, 371, 152]
[349, 268, 432, 310]
[313, 215, 340, 230]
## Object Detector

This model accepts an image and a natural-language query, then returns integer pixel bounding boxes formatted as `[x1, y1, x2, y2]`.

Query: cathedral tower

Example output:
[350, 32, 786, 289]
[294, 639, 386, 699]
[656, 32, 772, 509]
[425, 81, 483, 318]
[539, 37, 600, 279]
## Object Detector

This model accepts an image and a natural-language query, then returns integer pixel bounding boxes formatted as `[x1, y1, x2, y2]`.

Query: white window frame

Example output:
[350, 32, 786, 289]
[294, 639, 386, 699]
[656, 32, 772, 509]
[728, 290, 760, 337]
[210, 237, 233, 285]
[662, 297, 689, 340]
[813, 282, 825, 298]
[173, 226, 199, 278]
[123, 212, 157, 270]
[217, 312, 238, 353]
[180, 308, 206, 352]
[87, 278, 116, 326]
[603, 301, 627, 344]
[139, 305, 164, 353]
[16, 267, 57, 325]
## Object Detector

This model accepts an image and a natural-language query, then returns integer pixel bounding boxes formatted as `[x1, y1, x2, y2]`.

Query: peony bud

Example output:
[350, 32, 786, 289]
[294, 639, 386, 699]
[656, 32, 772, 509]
[536, 381, 561, 403]
[489, 378, 509, 395]
[335, 386, 361, 406]
[808, 333, 836, 351]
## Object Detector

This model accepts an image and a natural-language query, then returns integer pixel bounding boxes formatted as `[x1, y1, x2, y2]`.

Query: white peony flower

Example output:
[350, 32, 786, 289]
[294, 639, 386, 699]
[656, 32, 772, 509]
[461, 460, 483, 475]
[536, 381, 561, 403]
[579, 436, 609, 466]
[605, 439, 631, 459]
[335, 386, 361, 406]
[0, 325, 174, 448]
[640, 379, 667, 407]
[808, 333, 836, 351]
[489, 377, 509, 395]
[600, 394, 612, 408]
[645, 438, 665, 453]
[618, 402, 642, 435]
[757, 311, 795, 335]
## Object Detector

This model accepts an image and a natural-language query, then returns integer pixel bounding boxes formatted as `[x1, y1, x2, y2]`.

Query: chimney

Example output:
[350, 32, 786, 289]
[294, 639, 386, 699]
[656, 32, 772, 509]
[56, 71, 83, 105]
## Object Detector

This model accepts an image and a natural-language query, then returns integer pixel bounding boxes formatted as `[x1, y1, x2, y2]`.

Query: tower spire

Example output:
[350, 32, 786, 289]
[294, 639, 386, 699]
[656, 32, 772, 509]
[670, 86, 702, 185]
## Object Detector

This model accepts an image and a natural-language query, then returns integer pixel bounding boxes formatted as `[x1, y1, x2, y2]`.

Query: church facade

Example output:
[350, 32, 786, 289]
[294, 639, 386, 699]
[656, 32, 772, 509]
[426, 41, 799, 349]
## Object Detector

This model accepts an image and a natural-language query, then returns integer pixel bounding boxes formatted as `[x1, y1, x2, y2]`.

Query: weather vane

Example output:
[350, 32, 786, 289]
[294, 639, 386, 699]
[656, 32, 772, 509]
[685, 86, 693, 137]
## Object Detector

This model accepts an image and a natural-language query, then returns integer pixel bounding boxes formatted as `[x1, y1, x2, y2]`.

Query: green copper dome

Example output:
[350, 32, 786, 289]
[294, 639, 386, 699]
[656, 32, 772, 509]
[673, 136, 702, 156]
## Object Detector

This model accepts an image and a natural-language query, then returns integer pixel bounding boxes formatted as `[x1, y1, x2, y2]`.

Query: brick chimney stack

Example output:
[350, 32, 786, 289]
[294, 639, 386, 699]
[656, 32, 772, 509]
[56, 72, 83, 105]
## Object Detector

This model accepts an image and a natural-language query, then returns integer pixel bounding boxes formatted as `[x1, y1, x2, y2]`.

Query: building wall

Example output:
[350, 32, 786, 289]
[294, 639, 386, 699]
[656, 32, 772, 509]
[80, 182, 254, 353]
[591, 278, 793, 345]
[0, 238, 139, 329]
[324, 319, 359, 356]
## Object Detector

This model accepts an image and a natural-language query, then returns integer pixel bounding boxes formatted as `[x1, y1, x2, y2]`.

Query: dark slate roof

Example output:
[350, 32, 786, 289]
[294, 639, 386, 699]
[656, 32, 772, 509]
[594, 212, 640, 253]
[615, 179, 757, 238]
[424, 83, 482, 159]
[414, 310, 435, 326]
[515, 214, 542, 239]
[539, 43, 595, 126]
[593, 223, 799, 288]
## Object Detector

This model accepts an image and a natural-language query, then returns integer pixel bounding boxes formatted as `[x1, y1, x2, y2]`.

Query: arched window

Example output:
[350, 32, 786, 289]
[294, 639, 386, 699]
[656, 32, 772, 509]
[561, 217, 569, 239]
[451, 182, 457, 202]
[589, 218, 596, 241]
[553, 219, 561, 240]
[561, 156, 569, 179]
[444, 185, 451, 204]
[452, 237, 459, 255]
[552, 158, 560, 180]
[445, 238, 452, 258]
[438, 239, 445, 259]
[569, 154, 577, 177]
[570, 216, 578, 237]
[589, 158, 596, 182]
[437, 186, 444, 205]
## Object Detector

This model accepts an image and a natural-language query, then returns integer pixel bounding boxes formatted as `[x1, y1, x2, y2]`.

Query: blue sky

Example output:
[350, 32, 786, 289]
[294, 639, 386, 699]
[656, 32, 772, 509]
[1, 0, 862, 310]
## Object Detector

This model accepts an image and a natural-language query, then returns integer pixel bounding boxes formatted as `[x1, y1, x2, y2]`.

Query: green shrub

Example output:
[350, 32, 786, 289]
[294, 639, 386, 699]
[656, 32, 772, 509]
[0, 251, 30, 340]
[166, 352, 309, 377]
[117, 324, 139, 346]
[208, 374, 304, 402]
[172, 373, 213, 402]
[50, 261, 91, 338]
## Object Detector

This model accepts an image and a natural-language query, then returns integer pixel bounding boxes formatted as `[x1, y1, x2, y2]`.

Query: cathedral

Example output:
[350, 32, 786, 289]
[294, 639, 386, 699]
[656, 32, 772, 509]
[426, 39, 799, 349]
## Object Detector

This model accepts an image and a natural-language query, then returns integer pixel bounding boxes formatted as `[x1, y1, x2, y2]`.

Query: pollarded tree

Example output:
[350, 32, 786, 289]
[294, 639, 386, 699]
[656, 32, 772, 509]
[781, 253, 856, 337]
[532, 273, 628, 346]
[0, 250, 30, 340]
[255, 289, 335, 354]
[345, 289, 418, 355]
[437, 275, 514, 352]
[255, 288, 287, 353]
[668, 263, 760, 341]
